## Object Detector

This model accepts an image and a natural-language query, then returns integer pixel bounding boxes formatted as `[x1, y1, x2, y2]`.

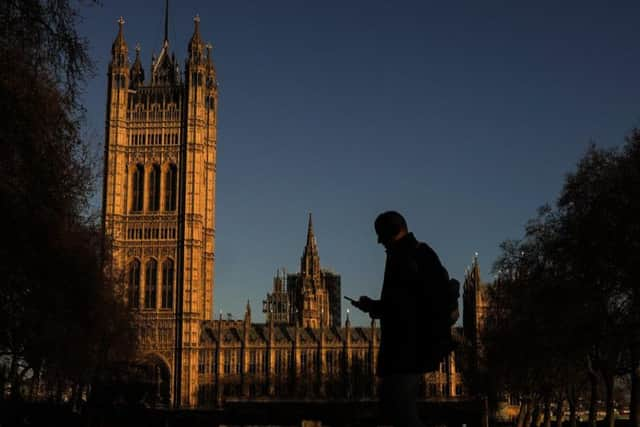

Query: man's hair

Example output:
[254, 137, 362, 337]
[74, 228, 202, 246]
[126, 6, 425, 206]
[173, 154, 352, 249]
[374, 211, 408, 238]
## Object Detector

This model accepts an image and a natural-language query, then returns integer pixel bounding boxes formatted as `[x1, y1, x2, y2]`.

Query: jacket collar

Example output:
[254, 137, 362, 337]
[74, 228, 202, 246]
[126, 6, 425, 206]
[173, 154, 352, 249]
[387, 232, 418, 254]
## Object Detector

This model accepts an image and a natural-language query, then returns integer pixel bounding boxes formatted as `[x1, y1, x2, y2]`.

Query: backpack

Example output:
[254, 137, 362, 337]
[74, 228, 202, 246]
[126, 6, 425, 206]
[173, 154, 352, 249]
[415, 243, 460, 366]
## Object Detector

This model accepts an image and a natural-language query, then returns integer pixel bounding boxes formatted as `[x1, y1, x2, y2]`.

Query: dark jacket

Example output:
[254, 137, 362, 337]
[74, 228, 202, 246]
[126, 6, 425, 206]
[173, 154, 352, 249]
[369, 232, 450, 376]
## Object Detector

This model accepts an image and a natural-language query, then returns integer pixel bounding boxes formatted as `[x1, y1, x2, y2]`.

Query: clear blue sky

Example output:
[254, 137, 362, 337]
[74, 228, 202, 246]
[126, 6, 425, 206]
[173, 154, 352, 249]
[78, 1, 640, 326]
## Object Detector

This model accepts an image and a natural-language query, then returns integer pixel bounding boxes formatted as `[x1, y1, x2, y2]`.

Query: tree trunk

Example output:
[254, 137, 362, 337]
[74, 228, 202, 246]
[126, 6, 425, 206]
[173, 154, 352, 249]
[517, 399, 529, 427]
[532, 399, 542, 427]
[71, 383, 80, 412]
[569, 399, 578, 427]
[8, 354, 21, 399]
[55, 374, 64, 404]
[29, 363, 41, 400]
[556, 398, 564, 427]
[543, 395, 552, 427]
[568, 381, 578, 427]
[525, 398, 537, 427]
[602, 368, 615, 427]
[588, 367, 599, 427]
[631, 342, 640, 427]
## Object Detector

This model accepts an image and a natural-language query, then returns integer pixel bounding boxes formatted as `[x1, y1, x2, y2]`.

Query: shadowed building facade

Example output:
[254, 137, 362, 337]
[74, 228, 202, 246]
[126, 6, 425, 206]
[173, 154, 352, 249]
[196, 308, 463, 405]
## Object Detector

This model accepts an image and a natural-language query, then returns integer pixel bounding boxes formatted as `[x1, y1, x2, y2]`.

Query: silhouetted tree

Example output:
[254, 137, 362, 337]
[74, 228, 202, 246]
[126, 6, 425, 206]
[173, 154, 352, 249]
[558, 140, 638, 427]
[0, 0, 135, 403]
[485, 130, 640, 427]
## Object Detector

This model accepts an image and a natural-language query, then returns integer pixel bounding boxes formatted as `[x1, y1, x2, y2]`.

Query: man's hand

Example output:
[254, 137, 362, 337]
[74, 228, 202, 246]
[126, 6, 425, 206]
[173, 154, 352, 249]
[351, 296, 376, 314]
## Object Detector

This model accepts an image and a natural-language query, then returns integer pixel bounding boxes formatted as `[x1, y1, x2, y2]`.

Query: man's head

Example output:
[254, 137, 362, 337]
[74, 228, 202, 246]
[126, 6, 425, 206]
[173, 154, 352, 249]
[374, 211, 408, 248]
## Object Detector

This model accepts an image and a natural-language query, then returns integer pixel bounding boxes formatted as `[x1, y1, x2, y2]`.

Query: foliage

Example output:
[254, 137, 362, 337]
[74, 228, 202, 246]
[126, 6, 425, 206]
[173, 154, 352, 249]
[0, 0, 136, 403]
[483, 132, 640, 427]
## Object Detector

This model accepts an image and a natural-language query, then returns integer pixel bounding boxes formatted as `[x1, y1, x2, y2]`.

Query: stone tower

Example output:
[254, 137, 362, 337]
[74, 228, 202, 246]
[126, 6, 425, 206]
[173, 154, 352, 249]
[263, 269, 291, 324]
[102, 8, 217, 407]
[288, 214, 331, 328]
[462, 254, 488, 372]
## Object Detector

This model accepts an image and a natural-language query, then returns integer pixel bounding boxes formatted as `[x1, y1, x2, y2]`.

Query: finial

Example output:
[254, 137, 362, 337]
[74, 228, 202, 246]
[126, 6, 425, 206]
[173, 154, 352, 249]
[206, 42, 213, 60]
[194, 14, 200, 24]
[135, 43, 141, 55]
[117, 16, 125, 27]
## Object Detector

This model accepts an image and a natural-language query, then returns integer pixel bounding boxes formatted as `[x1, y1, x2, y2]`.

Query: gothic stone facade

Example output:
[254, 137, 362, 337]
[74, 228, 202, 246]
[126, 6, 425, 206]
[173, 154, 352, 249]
[103, 16, 217, 407]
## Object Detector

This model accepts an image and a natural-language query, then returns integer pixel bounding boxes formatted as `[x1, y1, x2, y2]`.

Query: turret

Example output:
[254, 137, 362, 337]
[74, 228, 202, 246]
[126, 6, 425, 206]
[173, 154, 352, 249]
[344, 308, 352, 398]
[185, 14, 209, 125]
[206, 42, 216, 81]
[129, 44, 144, 88]
[110, 17, 128, 69]
[300, 213, 321, 280]
[103, 17, 129, 240]
[243, 301, 251, 351]
[187, 15, 205, 65]
[244, 300, 252, 328]
[241, 301, 251, 397]
[108, 17, 129, 93]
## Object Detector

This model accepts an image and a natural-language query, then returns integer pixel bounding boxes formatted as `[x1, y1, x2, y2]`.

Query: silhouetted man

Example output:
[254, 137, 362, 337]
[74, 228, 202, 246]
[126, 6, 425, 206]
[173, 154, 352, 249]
[351, 211, 450, 427]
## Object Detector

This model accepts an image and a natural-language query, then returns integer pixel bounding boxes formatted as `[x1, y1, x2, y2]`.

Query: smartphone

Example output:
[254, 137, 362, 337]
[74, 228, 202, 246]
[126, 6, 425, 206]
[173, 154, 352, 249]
[344, 296, 356, 303]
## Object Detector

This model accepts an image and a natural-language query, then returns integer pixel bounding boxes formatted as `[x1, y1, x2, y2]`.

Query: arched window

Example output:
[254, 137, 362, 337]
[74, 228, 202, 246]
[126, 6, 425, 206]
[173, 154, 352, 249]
[161, 259, 174, 309]
[145, 259, 157, 309]
[165, 164, 177, 211]
[149, 164, 161, 211]
[132, 164, 144, 212]
[129, 259, 141, 308]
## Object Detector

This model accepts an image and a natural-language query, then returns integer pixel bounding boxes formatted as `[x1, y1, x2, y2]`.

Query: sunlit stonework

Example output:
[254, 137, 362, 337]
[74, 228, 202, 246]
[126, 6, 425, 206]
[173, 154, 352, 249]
[103, 13, 216, 407]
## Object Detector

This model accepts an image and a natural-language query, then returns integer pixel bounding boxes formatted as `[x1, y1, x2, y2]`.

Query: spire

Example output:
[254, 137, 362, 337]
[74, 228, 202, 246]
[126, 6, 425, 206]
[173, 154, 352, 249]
[345, 308, 351, 328]
[163, 0, 169, 44]
[111, 16, 128, 58]
[117, 16, 125, 36]
[206, 42, 214, 67]
[244, 300, 252, 325]
[129, 43, 144, 88]
[300, 213, 321, 278]
[188, 14, 203, 56]
[307, 213, 315, 246]
[472, 252, 481, 283]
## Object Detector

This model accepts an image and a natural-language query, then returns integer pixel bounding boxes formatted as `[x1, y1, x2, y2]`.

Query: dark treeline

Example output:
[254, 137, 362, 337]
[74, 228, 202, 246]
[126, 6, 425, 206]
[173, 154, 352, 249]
[474, 132, 640, 427]
[0, 0, 136, 407]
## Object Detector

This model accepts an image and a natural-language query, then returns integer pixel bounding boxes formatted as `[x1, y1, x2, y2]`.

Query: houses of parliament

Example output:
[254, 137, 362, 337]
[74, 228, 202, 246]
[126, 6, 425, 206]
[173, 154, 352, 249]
[102, 12, 487, 408]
